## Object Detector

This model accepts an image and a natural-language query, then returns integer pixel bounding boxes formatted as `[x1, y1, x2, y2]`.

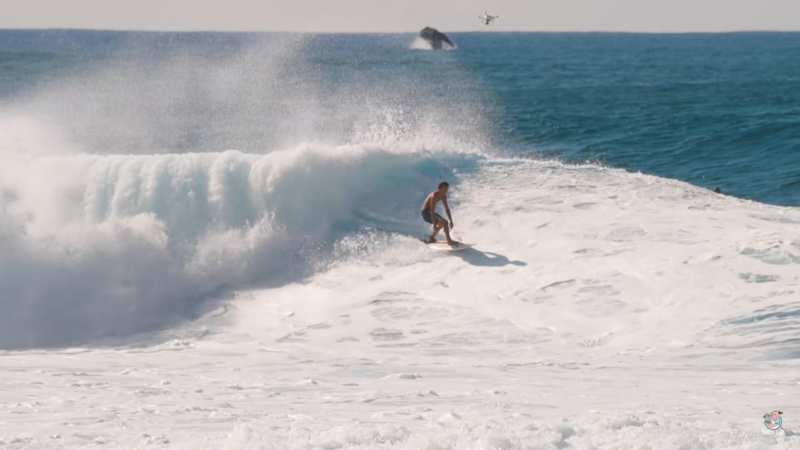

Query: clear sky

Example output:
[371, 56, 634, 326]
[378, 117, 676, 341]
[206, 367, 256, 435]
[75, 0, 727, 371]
[2, 0, 799, 32]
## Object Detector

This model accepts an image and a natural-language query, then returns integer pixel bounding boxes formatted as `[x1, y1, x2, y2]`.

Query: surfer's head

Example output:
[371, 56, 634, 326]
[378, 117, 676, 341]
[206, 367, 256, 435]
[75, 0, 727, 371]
[438, 181, 449, 193]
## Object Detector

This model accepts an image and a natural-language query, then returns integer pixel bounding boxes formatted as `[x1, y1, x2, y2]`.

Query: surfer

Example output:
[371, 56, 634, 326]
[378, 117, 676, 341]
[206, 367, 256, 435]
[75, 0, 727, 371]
[421, 182, 456, 245]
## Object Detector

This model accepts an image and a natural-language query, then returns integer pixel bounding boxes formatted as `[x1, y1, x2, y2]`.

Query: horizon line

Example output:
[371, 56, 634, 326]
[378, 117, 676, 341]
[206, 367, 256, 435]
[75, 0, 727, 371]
[2, 26, 800, 35]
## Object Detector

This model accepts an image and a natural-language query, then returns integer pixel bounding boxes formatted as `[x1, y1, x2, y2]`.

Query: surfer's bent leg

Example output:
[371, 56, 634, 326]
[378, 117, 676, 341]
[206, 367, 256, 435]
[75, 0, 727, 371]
[430, 218, 444, 242]
[434, 213, 454, 245]
[442, 220, 453, 244]
[422, 209, 440, 243]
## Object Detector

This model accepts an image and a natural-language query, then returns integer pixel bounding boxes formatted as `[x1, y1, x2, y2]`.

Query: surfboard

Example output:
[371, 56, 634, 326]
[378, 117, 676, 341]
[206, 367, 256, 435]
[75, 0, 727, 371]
[422, 240, 472, 252]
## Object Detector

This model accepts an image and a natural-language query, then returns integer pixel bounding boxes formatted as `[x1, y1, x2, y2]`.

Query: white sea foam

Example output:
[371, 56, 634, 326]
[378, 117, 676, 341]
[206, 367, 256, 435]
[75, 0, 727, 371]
[2, 156, 799, 448]
[230, 157, 800, 359]
[0, 141, 481, 348]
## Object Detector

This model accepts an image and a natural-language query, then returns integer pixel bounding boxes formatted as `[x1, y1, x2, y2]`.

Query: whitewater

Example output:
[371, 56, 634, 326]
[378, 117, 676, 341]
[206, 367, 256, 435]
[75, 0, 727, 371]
[1, 31, 799, 448]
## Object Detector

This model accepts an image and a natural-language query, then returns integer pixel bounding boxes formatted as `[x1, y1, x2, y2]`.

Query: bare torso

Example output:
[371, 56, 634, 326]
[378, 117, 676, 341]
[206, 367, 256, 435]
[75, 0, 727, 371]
[421, 191, 444, 213]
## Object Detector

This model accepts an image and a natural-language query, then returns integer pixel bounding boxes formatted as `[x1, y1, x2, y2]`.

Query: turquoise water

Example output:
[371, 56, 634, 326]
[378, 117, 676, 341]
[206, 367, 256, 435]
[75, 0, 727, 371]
[2, 30, 799, 205]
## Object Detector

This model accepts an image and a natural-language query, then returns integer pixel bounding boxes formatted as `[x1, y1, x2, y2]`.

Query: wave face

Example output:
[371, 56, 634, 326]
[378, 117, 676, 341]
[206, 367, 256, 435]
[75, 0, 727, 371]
[0, 146, 478, 348]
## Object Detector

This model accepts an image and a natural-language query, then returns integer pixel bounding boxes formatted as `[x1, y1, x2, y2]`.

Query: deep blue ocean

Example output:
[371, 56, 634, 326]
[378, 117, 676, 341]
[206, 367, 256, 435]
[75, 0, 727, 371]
[2, 30, 799, 205]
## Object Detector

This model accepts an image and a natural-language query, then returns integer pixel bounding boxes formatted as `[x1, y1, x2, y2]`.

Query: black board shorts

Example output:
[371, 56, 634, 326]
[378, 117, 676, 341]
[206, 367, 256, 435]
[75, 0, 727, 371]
[421, 209, 445, 224]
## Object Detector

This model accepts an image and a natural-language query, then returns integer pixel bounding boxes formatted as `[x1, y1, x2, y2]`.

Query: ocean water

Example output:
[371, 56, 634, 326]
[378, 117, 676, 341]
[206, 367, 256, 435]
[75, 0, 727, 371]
[2, 30, 800, 448]
[3, 31, 800, 203]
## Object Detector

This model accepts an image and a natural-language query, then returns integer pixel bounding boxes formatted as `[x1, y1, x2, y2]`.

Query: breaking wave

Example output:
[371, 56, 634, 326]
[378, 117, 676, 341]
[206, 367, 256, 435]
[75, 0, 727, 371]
[0, 144, 480, 348]
[0, 33, 489, 348]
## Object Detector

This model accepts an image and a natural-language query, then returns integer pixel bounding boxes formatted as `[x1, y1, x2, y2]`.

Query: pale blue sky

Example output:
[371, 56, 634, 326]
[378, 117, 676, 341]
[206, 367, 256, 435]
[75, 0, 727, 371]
[2, 0, 799, 32]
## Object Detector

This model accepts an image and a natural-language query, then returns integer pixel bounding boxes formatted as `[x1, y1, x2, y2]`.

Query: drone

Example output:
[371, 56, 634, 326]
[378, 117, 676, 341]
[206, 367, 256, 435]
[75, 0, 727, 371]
[479, 10, 499, 26]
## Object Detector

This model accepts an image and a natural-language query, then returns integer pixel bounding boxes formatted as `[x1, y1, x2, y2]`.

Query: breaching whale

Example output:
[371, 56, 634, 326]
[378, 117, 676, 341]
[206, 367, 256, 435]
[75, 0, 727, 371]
[419, 27, 455, 50]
